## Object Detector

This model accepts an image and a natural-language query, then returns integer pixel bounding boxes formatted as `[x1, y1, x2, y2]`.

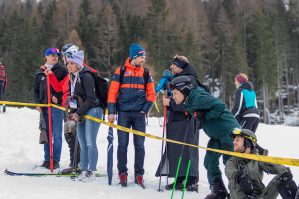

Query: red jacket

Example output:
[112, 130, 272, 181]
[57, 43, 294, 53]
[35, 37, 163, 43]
[48, 63, 97, 107]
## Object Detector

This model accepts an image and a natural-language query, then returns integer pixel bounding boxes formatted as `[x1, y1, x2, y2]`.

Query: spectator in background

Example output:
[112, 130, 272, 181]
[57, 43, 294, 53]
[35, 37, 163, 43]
[232, 73, 260, 133]
[0, 62, 7, 113]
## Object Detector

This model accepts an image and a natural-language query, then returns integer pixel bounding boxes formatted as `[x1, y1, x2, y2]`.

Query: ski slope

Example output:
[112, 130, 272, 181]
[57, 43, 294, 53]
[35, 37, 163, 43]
[0, 107, 298, 199]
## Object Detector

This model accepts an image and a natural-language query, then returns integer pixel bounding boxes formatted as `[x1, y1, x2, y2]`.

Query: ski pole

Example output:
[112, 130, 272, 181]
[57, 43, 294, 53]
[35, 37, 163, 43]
[170, 123, 190, 199]
[157, 105, 167, 192]
[181, 117, 201, 198]
[154, 101, 163, 127]
[171, 157, 182, 199]
[181, 160, 191, 199]
[46, 75, 54, 172]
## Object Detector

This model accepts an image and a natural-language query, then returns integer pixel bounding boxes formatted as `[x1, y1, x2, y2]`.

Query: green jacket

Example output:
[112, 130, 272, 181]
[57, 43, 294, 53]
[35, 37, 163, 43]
[225, 157, 290, 199]
[184, 87, 239, 139]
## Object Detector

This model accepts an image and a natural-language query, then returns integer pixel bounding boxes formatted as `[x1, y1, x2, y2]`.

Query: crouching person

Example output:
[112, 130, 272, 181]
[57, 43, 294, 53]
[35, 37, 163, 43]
[169, 75, 240, 199]
[226, 128, 297, 199]
[67, 50, 103, 182]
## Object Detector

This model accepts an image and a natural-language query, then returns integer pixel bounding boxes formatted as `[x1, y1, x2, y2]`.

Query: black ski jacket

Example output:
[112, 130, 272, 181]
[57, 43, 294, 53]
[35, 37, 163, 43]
[34, 63, 68, 105]
[71, 67, 100, 116]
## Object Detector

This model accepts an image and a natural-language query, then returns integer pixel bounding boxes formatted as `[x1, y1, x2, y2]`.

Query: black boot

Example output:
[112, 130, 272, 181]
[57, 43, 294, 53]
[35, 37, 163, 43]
[204, 178, 228, 199]
[165, 177, 184, 190]
[175, 176, 199, 192]
[40, 161, 50, 169]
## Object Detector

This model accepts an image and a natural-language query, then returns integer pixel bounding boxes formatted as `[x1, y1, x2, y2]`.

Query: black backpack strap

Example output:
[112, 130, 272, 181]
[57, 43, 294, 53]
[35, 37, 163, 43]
[143, 67, 149, 90]
[119, 66, 126, 85]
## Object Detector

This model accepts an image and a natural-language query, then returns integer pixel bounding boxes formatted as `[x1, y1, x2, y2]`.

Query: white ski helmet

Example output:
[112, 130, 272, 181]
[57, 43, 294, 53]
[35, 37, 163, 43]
[61, 44, 79, 58]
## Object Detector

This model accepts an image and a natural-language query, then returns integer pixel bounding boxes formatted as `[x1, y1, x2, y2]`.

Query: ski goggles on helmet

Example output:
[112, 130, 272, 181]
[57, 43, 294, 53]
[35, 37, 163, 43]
[231, 128, 257, 144]
[61, 44, 79, 58]
[169, 81, 187, 90]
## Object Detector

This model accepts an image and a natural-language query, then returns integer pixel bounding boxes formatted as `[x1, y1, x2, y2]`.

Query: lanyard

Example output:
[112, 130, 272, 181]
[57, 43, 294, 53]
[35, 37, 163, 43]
[70, 74, 79, 96]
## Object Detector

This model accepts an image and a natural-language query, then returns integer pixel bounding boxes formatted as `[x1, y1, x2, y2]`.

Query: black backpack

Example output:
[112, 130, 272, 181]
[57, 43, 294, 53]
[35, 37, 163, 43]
[82, 71, 109, 109]
[119, 66, 149, 89]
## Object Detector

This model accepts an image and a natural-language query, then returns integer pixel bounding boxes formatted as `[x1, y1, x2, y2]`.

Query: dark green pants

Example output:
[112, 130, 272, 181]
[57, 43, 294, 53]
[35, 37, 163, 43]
[204, 135, 233, 185]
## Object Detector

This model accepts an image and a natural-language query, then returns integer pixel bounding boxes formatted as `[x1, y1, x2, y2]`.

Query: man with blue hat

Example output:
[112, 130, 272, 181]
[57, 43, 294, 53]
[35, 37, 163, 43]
[34, 47, 68, 170]
[107, 43, 156, 188]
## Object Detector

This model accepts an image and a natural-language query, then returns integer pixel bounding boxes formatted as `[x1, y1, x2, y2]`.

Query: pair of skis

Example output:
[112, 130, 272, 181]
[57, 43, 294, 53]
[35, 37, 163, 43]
[4, 169, 106, 178]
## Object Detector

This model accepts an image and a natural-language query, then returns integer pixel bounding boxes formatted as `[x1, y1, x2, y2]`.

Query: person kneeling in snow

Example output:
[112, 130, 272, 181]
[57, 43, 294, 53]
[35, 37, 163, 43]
[225, 128, 298, 199]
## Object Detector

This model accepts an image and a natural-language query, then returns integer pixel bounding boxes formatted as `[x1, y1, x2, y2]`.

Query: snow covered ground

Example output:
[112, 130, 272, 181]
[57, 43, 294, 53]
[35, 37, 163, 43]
[0, 107, 299, 199]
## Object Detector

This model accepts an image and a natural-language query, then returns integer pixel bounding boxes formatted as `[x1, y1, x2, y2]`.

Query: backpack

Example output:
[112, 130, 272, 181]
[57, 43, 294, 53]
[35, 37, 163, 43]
[119, 66, 149, 89]
[0, 65, 6, 81]
[81, 71, 109, 109]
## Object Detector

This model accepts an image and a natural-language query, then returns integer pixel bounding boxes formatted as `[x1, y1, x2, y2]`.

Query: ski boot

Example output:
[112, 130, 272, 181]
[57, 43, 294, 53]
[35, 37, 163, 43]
[204, 178, 228, 199]
[119, 173, 128, 187]
[135, 174, 145, 189]
[165, 177, 184, 190]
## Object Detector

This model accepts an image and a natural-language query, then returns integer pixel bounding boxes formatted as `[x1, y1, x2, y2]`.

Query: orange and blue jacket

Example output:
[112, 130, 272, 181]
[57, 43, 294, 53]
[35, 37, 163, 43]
[107, 58, 156, 114]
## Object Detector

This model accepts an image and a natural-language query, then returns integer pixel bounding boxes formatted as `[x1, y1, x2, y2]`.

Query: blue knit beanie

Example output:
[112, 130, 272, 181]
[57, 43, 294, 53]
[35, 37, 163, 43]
[129, 43, 146, 60]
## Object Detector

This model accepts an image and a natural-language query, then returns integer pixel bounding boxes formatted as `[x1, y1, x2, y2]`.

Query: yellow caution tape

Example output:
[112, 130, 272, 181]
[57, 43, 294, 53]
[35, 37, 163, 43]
[0, 100, 49, 107]
[84, 115, 299, 167]
[1, 100, 299, 167]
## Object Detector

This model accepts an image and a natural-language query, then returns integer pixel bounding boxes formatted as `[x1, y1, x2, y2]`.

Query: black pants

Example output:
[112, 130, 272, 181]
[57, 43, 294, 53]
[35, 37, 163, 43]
[240, 117, 259, 133]
[63, 113, 80, 167]
[64, 133, 80, 167]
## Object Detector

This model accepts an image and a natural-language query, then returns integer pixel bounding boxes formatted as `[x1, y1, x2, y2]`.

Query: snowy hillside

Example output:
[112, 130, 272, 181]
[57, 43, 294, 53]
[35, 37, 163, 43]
[0, 107, 299, 199]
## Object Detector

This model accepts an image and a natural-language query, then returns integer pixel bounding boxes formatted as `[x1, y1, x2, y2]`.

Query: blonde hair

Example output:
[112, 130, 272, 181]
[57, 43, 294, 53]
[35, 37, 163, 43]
[174, 55, 189, 64]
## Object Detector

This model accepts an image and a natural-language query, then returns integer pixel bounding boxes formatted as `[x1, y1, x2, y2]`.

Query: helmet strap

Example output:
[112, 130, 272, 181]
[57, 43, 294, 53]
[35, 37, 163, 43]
[244, 139, 254, 153]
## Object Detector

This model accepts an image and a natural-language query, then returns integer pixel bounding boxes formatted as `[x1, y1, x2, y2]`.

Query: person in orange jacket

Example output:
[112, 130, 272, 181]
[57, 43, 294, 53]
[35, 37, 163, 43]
[107, 43, 156, 188]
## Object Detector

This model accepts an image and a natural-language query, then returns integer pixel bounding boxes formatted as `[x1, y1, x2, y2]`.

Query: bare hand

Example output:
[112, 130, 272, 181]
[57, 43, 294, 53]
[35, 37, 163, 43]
[52, 96, 58, 104]
[108, 114, 115, 123]
[162, 96, 170, 107]
[70, 113, 80, 122]
[44, 69, 53, 75]
[36, 106, 42, 112]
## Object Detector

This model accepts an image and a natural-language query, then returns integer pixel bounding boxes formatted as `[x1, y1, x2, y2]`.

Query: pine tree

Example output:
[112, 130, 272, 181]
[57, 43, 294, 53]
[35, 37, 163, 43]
[76, 0, 97, 66]
[96, 4, 118, 78]
[144, 0, 170, 74]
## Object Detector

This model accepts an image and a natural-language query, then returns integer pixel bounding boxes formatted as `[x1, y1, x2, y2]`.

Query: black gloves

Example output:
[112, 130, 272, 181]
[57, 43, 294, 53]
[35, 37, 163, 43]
[235, 171, 254, 195]
[279, 171, 293, 182]
[278, 172, 297, 199]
